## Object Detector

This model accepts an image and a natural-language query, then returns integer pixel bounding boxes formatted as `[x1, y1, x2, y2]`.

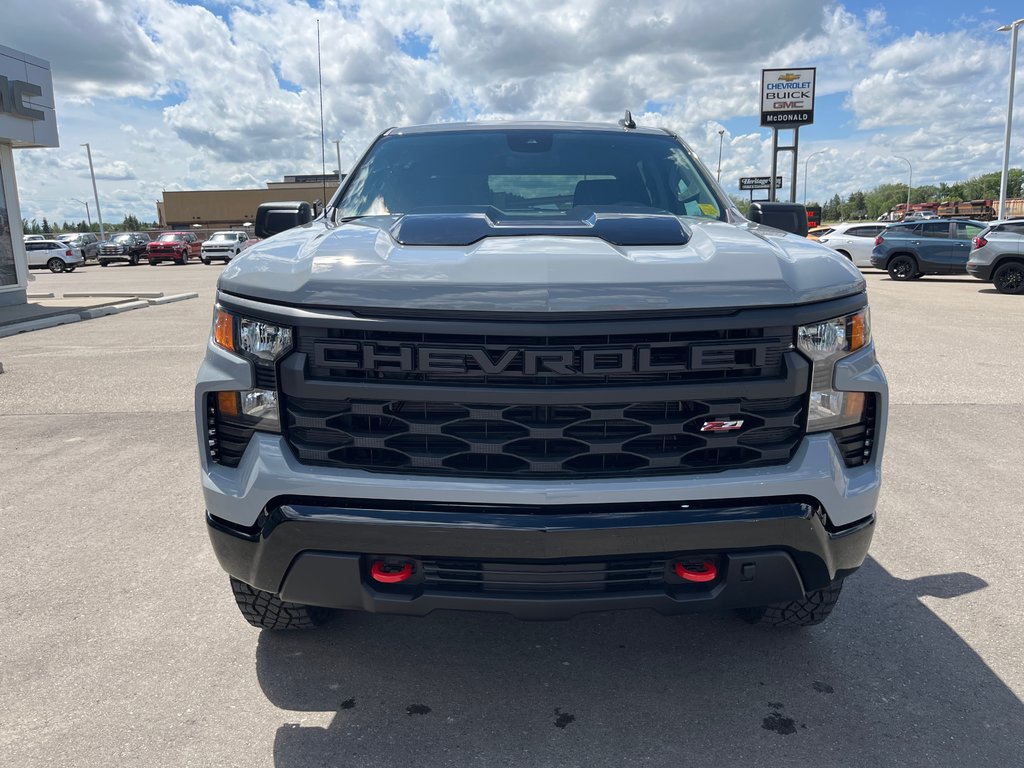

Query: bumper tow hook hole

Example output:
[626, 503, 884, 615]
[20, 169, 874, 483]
[371, 561, 414, 584]
[674, 559, 718, 583]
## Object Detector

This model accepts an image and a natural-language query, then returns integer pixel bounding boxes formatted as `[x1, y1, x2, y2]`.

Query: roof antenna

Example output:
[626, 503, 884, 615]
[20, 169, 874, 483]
[619, 110, 636, 129]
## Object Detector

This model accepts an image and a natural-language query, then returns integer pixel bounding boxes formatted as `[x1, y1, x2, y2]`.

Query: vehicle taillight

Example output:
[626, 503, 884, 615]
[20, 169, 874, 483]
[973, 236, 987, 249]
[66, 249, 73, 257]
[874, 235, 884, 246]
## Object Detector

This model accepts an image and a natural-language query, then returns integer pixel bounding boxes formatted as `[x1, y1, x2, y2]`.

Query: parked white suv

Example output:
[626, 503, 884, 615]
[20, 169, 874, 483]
[25, 240, 84, 272]
[816, 222, 886, 267]
[201, 231, 251, 264]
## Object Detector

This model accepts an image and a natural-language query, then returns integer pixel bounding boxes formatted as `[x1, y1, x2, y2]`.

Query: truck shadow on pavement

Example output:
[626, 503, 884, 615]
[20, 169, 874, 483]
[256, 558, 1022, 767]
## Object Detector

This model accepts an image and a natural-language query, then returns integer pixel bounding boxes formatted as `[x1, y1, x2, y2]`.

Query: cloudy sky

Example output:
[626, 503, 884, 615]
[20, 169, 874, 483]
[4, 0, 1024, 225]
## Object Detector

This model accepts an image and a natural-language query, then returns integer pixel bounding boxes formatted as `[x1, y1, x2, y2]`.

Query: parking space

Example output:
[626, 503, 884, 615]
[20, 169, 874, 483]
[1, 266, 1023, 767]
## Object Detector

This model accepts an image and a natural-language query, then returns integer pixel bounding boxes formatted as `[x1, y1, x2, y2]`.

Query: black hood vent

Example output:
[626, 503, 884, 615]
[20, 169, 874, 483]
[389, 207, 691, 247]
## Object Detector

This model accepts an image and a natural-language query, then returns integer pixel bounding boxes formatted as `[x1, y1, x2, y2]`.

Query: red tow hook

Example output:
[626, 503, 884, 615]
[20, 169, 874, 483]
[370, 560, 414, 584]
[674, 559, 718, 583]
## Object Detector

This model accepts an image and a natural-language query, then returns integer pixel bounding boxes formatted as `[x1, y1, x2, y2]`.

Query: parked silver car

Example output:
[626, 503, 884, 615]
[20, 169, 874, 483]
[967, 219, 1024, 294]
[815, 222, 886, 267]
[57, 232, 101, 262]
[25, 240, 84, 272]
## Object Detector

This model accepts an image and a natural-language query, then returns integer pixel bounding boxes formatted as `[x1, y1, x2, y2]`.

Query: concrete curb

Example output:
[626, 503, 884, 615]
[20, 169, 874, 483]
[147, 292, 199, 305]
[62, 291, 165, 299]
[0, 313, 82, 338]
[27, 292, 55, 299]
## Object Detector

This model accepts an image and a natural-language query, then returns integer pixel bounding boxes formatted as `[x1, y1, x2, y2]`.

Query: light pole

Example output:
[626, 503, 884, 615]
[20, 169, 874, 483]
[71, 198, 91, 229]
[332, 138, 342, 181]
[716, 129, 725, 182]
[802, 149, 828, 203]
[997, 18, 1024, 220]
[81, 143, 105, 241]
[893, 155, 913, 216]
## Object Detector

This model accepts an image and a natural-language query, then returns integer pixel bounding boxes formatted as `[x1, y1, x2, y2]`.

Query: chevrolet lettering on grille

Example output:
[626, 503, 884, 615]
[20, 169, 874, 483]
[312, 341, 772, 376]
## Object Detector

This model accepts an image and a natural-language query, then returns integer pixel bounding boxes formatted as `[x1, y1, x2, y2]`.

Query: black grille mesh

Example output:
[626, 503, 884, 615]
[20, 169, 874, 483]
[421, 558, 669, 593]
[284, 395, 803, 477]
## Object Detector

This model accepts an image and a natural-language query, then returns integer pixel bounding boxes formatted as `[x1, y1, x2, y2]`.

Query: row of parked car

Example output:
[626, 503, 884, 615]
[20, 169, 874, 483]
[809, 218, 1024, 295]
[22, 230, 255, 272]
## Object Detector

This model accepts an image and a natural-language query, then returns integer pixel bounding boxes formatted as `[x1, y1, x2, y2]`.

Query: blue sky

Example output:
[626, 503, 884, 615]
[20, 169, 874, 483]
[3, 0, 1024, 224]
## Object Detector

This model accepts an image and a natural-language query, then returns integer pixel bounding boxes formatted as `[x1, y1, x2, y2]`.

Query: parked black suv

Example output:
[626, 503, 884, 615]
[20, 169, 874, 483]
[98, 232, 152, 266]
[870, 219, 985, 280]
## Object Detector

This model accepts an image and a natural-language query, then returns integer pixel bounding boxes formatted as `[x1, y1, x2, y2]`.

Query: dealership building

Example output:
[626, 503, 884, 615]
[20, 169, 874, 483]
[0, 45, 57, 308]
[157, 173, 343, 230]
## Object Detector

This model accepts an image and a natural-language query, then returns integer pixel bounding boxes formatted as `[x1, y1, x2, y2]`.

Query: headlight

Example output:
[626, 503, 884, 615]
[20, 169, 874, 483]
[213, 308, 293, 361]
[797, 307, 871, 432]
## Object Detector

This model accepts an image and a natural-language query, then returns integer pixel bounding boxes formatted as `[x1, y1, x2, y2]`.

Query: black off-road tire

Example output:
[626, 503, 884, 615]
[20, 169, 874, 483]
[737, 580, 844, 627]
[993, 261, 1024, 295]
[230, 576, 331, 630]
[887, 255, 917, 281]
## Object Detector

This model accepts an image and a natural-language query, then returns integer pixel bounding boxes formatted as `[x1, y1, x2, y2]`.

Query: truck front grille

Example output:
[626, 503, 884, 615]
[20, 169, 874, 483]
[276, 311, 809, 478]
[421, 558, 669, 593]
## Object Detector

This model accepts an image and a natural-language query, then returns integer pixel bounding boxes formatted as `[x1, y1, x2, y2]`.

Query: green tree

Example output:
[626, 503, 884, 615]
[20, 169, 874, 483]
[729, 195, 750, 216]
[29, 218, 40, 234]
[41, 217, 51, 233]
[122, 214, 142, 232]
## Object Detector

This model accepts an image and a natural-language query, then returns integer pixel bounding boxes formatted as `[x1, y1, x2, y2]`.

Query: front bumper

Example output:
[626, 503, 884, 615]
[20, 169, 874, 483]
[208, 497, 873, 620]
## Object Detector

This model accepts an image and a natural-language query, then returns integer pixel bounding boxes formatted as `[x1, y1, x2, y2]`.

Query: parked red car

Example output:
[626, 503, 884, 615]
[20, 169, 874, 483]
[147, 231, 202, 265]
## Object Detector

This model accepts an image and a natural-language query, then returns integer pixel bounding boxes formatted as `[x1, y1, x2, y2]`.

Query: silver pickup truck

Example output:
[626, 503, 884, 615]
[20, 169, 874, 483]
[195, 121, 888, 630]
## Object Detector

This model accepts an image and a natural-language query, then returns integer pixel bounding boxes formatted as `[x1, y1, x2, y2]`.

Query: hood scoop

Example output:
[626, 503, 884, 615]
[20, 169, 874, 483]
[389, 206, 691, 247]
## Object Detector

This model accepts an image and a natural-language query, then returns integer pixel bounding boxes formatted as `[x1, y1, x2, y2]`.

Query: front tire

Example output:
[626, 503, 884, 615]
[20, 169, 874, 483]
[100, 261, 109, 267]
[129, 254, 139, 266]
[149, 260, 158, 266]
[47, 257, 66, 273]
[738, 580, 844, 627]
[887, 255, 917, 281]
[202, 257, 211, 265]
[178, 250, 188, 265]
[230, 577, 331, 630]
[993, 261, 1024, 295]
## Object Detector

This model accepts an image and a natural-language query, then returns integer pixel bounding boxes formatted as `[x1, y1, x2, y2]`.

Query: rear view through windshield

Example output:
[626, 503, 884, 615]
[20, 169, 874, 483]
[334, 129, 724, 221]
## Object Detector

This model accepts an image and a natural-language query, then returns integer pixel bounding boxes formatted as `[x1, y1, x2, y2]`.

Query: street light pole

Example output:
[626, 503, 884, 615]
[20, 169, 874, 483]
[81, 143, 105, 240]
[997, 18, 1024, 220]
[893, 155, 913, 216]
[716, 129, 725, 182]
[332, 139, 342, 180]
[71, 198, 91, 229]
[802, 149, 828, 203]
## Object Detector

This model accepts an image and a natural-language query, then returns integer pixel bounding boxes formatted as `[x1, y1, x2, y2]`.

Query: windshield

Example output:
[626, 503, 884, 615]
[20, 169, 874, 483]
[335, 129, 724, 221]
[113, 234, 131, 242]
[158, 234, 183, 242]
[210, 233, 234, 241]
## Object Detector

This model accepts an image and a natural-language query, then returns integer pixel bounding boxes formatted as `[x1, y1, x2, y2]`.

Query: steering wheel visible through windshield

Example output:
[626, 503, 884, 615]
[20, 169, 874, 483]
[333, 129, 724, 222]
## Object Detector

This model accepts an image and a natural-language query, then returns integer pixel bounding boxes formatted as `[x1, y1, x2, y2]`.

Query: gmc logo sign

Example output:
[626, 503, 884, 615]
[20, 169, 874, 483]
[312, 342, 769, 376]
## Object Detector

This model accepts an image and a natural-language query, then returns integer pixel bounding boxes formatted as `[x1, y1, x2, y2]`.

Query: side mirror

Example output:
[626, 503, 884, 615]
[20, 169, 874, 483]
[747, 202, 809, 237]
[254, 201, 313, 239]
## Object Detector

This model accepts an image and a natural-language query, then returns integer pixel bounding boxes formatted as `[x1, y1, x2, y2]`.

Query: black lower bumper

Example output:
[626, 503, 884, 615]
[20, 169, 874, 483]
[966, 262, 992, 281]
[207, 497, 874, 620]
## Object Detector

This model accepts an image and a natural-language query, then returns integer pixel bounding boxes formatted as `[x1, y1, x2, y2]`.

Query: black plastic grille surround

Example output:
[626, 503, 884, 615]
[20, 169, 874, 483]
[276, 311, 811, 479]
[420, 557, 671, 593]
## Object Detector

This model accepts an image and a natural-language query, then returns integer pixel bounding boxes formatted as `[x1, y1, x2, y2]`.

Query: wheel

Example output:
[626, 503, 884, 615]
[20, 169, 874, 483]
[993, 262, 1024, 295]
[737, 580, 844, 627]
[100, 261, 109, 267]
[178, 250, 188, 265]
[149, 260, 158, 266]
[202, 257, 211, 265]
[129, 254, 139, 266]
[230, 576, 330, 630]
[47, 257, 66, 273]
[887, 255, 917, 281]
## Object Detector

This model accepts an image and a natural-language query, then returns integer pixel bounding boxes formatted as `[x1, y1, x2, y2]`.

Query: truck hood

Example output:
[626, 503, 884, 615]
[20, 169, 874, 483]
[218, 216, 865, 312]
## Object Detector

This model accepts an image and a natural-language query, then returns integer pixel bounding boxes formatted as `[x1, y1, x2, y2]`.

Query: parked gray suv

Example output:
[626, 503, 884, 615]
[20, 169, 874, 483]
[195, 121, 888, 631]
[967, 220, 1024, 294]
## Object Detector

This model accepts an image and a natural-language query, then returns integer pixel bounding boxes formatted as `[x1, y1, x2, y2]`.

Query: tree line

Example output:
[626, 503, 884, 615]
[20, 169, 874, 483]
[21, 213, 159, 235]
[731, 168, 1023, 221]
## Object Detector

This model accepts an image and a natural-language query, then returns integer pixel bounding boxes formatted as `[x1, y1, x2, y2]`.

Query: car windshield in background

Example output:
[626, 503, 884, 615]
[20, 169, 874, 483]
[335, 129, 724, 221]
[158, 234, 183, 242]
[113, 234, 131, 242]
[210, 234, 234, 241]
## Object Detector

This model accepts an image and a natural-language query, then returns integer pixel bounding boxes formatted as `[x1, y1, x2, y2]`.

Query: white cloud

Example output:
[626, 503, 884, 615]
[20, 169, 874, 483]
[5, 0, 1024, 222]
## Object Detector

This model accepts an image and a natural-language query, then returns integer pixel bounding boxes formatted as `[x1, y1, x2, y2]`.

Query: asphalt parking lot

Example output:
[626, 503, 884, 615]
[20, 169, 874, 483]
[2, 261, 1023, 767]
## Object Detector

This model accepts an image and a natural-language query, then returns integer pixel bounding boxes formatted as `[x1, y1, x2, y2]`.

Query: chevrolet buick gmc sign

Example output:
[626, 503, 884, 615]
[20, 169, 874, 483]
[0, 45, 58, 148]
[760, 68, 816, 127]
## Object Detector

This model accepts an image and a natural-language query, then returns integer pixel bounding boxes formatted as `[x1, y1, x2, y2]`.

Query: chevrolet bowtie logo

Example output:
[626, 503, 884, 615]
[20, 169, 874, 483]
[778, 73, 802, 82]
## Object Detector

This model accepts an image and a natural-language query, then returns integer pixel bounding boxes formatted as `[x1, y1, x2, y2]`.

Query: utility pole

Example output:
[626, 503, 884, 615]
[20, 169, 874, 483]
[71, 198, 92, 229]
[716, 130, 725, 182]
[81, 143, 105, 240]
[997, 18, 1024, 220]
[333, 139, 342, 180]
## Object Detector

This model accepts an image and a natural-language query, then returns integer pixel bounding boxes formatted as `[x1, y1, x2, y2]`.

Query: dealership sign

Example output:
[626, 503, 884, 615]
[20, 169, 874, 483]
[760, 68, 815, 127]
[739, 176, 783, 191]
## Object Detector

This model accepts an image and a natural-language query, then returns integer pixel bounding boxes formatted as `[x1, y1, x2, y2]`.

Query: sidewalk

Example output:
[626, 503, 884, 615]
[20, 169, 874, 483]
[0, 291, 198, 338]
